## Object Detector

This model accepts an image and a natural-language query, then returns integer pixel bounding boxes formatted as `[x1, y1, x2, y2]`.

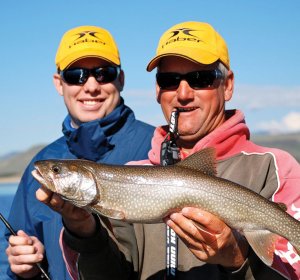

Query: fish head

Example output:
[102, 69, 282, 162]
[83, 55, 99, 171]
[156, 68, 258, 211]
[32, 159, 98, 207]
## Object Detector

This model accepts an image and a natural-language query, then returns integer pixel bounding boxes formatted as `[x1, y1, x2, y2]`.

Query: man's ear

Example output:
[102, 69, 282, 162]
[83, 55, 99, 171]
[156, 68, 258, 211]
[224, 70, 234, 101]
[117, 69, 125, 92]
[156, 83, 161, 104]
[53, 73, 64, 96]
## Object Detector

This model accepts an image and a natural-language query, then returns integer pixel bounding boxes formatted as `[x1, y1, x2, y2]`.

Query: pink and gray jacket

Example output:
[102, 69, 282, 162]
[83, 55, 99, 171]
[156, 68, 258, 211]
[61, 110, 300, 280]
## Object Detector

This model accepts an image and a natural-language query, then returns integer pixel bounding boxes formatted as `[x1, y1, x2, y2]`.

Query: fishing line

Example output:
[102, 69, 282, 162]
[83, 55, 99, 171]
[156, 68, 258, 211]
[0, 212, 51, 280]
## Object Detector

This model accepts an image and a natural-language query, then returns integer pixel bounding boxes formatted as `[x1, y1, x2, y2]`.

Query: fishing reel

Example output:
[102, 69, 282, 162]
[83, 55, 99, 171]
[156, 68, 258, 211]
[160, 110, 181, 166]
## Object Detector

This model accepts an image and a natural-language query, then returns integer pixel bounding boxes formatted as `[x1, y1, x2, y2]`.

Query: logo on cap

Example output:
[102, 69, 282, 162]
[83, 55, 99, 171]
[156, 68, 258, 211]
[161, 28, 202, 49]
[169, 28, 199, 39]
[75, 31, 101, 40]
[69, 31, 106, 49]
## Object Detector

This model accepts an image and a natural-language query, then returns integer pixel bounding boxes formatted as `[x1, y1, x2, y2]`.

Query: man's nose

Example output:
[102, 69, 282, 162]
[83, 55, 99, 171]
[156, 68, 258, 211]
[176, 80, 194, 102]
[82, 76, 100, 93]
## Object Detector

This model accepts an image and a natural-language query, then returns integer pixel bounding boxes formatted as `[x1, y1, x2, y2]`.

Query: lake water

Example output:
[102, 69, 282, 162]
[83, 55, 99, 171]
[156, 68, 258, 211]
[0, 183, 18, 278]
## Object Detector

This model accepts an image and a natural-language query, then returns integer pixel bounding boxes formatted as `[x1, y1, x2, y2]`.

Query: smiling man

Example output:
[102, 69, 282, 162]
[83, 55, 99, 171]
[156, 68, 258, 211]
[4, 25, 154, 279]
[43, 22, 300, 280]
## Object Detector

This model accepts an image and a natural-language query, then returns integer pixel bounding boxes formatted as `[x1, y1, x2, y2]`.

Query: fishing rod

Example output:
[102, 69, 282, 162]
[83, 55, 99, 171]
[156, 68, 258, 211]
[0, 212, 50, 280]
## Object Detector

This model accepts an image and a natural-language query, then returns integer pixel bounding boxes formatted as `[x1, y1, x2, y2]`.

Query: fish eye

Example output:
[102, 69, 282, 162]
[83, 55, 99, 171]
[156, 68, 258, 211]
[52, 165, 61, 174]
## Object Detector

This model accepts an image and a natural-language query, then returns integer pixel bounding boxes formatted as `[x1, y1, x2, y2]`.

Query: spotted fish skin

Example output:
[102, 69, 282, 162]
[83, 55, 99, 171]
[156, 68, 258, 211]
[32, 148, 300, 266]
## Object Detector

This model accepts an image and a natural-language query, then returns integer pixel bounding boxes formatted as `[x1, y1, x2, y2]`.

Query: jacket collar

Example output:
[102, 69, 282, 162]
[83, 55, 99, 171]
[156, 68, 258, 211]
[148, 110, 250, 164]
[62, 98, 131, 161]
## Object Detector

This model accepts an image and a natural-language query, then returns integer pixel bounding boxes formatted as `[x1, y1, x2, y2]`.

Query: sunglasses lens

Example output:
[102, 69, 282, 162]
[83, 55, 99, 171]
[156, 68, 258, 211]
[61, 69, 88, 85]
[156, 73, 180, 90]
[94, 67, 119, 83]
[60, 66, 119, 85]
[188, 71, 217, 89]
[156, 70, 222, 90]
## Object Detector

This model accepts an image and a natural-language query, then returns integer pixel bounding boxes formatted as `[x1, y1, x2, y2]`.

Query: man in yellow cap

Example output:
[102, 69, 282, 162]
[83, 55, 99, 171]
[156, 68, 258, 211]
[37, 22, 300, 279]
[4, 25, 154, 279]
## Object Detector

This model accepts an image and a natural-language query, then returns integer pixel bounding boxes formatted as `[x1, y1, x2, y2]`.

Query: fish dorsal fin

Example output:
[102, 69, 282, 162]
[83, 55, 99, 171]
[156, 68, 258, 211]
[176, 147, 217, 176]
[243, 229, 280, 266]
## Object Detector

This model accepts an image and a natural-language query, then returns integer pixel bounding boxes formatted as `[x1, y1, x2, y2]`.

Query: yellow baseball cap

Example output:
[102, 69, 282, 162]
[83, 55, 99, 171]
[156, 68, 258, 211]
[55, 25, 120, 70]
[147, 21, 229, 71]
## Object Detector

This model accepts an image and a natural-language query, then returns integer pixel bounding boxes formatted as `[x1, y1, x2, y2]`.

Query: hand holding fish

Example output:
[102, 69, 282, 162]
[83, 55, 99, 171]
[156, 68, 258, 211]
[6, 230, 45, 278]
[165, 207, 249, 269]
[36, 186, 97, 238]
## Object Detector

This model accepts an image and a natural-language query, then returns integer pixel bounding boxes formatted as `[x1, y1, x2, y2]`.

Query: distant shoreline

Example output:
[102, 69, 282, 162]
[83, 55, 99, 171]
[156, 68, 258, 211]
[0, 176, 21, 184]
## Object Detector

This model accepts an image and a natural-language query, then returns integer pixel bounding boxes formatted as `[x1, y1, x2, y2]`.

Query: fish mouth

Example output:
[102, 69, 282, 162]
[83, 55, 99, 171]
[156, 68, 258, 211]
[31, 169, 47, 186]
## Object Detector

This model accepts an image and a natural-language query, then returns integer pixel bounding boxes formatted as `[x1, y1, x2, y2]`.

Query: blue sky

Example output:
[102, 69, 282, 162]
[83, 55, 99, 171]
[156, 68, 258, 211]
[1, 0, 300, 156]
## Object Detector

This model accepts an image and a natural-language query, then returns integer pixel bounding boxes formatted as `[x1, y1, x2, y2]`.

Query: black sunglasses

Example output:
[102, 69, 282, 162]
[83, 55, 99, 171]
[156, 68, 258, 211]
[156, 69, 223, 90]
[60, 66, 120, 85]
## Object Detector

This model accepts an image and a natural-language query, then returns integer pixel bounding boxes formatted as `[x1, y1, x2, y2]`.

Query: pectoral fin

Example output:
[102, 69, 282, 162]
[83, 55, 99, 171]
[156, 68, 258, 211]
[90, 205, 125, 220]
[244, 230, 280, 266]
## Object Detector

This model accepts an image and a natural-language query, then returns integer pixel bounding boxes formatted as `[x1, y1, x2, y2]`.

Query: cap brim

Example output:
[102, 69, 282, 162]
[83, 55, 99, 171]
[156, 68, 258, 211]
[59, 49, 120, 70]
[146, 48, 220, 72]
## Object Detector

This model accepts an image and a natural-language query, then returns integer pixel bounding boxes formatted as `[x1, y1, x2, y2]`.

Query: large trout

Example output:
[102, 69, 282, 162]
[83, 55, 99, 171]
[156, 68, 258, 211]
[32, 148, 300, 267]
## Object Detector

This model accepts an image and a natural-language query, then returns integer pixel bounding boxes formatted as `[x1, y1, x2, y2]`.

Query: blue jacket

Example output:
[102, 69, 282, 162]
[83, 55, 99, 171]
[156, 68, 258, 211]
[5, 100, 155, 280]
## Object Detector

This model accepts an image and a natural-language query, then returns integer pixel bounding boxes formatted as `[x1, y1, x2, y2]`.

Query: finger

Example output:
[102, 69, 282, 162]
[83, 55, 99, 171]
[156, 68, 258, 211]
[181, 208, 239, 251]
[37, 186, 65, 213]
[167, 213, 208, 247]
[169, 212, 222, 250]
[48, 193, 66, 212]
[166, 216, 212, 258]
[38, 185, 91, 221]
[181, 207, 227, 234]
[10, 260, 41, 277]
[12, 251, 43, 265]
[168, 212, 212, 240]
[8, 243, 38, 258]
[9, 232, 33, 247]
[17, 230, 30, 238]
[36, 186, 53, 204]
[10, 263, 36, 275]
